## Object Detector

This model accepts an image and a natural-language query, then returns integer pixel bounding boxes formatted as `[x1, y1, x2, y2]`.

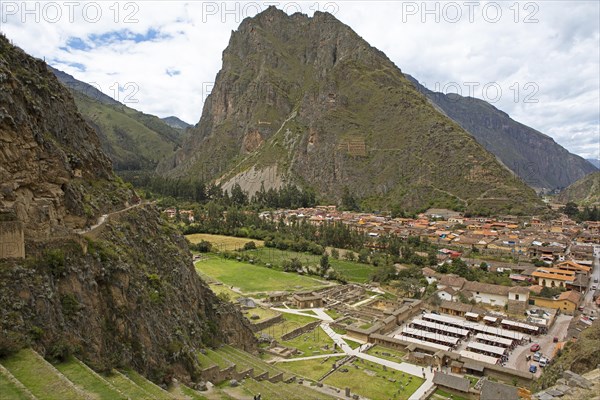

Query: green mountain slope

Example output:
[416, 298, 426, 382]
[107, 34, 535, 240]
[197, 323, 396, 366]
[556, 171, 600, 205]
[158, 7, 544, 215]
[49, 66, 182, 171]
[406, 75, 598, 191]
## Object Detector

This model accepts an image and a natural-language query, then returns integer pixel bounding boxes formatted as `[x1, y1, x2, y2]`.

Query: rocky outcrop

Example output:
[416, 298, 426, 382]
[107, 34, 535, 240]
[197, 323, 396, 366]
[406, 75, 598, 191]
[158, 7, 544, 215]
[0, 35, 131, 237]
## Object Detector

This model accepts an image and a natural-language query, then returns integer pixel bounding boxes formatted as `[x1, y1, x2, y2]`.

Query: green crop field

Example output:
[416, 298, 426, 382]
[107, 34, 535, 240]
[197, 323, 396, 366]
[186, 233, 264, 251]
[195, 257, 329, 293]
[242, 247, 375, 283]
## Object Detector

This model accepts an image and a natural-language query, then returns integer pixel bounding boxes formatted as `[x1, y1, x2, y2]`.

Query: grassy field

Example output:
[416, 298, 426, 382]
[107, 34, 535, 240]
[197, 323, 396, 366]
[245, 247, 375, 283]
[280, 328, 336, 358]
[366, 346, 406, 363]
[54, 357, 126, 400]
[1, 349, 85, 400]
[195, 257, 328, 293]
[208, 283, 241, 301]
[242, 307, 280, 322]
[260, 312, 321, 340]
[279, 356, 344, 381]
[186, 233, 264, 251]
[324, 360, 424, 400]
[0, 372, 31, 400]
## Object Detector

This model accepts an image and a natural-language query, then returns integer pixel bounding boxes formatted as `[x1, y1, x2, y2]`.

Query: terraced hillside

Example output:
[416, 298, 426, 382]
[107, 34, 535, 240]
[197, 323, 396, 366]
[0, 348, 339, 400]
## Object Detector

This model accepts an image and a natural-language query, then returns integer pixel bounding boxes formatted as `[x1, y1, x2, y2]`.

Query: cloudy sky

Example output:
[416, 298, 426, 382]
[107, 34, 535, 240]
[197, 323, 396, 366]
[1, 1, 599, 159]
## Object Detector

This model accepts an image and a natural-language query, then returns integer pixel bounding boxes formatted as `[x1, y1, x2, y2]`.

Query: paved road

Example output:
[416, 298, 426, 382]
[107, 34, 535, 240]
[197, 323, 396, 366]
[319, 323, 435, 400]
[507, 313, 572, 376]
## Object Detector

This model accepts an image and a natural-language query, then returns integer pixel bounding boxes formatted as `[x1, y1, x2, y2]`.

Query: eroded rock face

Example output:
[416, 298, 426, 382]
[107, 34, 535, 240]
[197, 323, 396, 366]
[0, 35, 125, 237]
[158, 7, 544, 215]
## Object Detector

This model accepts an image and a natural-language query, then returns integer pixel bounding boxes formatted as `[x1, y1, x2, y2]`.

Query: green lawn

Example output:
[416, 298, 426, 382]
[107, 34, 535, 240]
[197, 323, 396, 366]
[365, 346, 406, 363]
[324, 309, 343, 320]
[54, 357, 126, 400]
[260, 312, 322, 340]
[120, 368, 173, 399]
[0, 371, 31, 400]
[243, 307, 280, 323]
[194, 257, 328, 293]
[209, 284, 241, 301]
[278, 357, 344, 381]
[324, 360, 424, 400]
[1, 349, 85, 400]
[104, 370, 155, 399]
[280, 329, 336, 358]
[243, 247, 375, 283]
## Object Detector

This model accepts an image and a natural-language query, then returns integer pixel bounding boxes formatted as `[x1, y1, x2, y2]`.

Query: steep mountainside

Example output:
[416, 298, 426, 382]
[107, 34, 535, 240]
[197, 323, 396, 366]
[49, 66, 182, 171]
[159, 7, 544, 215]
[556, 171, 600, 205]
[406, 75, 598, 191]
[0, 34, 256, 384]
[0, 38, 130, 236]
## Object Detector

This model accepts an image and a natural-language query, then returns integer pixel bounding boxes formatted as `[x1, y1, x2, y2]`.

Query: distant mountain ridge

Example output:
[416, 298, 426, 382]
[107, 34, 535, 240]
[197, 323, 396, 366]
[406, 75, 597, 191]
[162, 116, 192, 131]
[158, 7, 544, 215]
[586, 158, 600, 169]
[557, 172, 600, 206]
[49, 66, 182, 171]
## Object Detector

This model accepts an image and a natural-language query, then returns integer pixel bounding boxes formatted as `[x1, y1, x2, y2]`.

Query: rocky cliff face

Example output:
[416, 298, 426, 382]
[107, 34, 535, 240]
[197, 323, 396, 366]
[158, 7, 544, 215]
[0, 34, 256, 384]
[406, 75, 598, 191]
[0, 35, 131, 237]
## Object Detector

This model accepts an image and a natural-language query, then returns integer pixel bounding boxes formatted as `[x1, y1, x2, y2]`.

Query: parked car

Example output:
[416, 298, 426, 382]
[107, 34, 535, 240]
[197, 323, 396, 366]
[530, 343, 541, 352]
[592, 285, 598, 290]
[594, 278, 598, 283]
[533, 352, 542, 361]
[529, 365, 538, 373]
[553, 336, 559, 343]
[540, 357, 549, 367]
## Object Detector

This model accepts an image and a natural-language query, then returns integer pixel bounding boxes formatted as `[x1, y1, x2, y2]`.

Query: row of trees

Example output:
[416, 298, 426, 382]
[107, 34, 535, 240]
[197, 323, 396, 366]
[562, 202, 600, 222]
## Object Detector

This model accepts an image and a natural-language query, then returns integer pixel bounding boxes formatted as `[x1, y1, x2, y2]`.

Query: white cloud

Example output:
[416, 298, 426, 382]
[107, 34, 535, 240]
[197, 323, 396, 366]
[1, 0, 598, 158]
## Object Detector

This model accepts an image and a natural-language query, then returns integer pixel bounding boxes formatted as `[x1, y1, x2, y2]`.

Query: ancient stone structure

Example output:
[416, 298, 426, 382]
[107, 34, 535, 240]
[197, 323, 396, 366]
[0, 221, 25, 258]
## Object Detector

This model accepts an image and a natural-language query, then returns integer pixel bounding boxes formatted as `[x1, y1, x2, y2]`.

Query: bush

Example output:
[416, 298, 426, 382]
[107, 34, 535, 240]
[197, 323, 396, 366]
[243, 241, 257, 251]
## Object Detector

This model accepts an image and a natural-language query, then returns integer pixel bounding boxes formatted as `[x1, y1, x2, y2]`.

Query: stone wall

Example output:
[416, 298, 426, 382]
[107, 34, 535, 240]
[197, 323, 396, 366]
[250, 314, 283, 332]
[280, 321, 320, 341]
[0, 221, 25, 259]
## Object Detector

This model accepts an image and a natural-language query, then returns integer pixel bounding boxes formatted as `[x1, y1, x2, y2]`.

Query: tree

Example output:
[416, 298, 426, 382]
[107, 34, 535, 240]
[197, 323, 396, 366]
[341, 186, 359, 211]
[331, 248, 340, 259]
[562, 202, 579, 218]
[480, 262, 489, 271]
[243, 241, 256, 251]
[358, 248, 370, 264]
[319, 254, 330, 276]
